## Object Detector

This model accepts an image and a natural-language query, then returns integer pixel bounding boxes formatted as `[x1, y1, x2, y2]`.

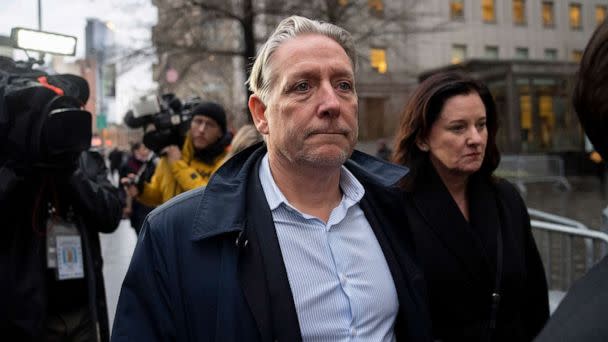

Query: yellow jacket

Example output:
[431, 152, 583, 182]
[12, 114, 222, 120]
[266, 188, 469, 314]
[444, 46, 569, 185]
[136, 134, 227, 207]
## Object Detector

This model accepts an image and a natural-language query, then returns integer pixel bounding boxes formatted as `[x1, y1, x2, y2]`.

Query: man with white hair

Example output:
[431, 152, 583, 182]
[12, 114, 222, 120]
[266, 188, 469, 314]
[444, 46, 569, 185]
[111, 16, 432, 341]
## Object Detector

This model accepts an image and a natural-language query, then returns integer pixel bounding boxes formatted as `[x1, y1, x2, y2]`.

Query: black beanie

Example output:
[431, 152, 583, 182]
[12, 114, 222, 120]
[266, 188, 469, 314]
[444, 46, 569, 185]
[191, 102, 227, 134]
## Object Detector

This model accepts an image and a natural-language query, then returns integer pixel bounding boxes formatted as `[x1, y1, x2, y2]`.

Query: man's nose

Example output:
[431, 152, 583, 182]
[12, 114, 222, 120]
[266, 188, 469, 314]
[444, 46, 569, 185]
[317, 82, 340, 118]
[197, 122, 208, 132]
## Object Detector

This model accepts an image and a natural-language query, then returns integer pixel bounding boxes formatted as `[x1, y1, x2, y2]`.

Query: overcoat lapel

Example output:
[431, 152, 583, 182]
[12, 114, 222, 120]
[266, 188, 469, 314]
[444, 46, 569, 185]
[410, 168, 493, 285]
[360, 193, 432, 341]
[238, 159, 302, 342]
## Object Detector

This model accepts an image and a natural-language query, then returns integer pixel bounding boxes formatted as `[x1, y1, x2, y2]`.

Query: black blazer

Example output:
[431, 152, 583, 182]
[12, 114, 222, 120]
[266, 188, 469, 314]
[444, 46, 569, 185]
[402, 166, 549, 342]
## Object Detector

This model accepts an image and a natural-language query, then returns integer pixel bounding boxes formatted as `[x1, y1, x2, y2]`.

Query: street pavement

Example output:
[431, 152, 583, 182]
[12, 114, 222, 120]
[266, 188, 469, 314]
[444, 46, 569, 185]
[523, 176, 607, 230]
[100, 219, 138, 334]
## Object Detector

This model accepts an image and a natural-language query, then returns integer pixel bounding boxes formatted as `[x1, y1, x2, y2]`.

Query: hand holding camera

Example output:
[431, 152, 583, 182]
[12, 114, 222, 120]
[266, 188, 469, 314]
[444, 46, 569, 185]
[120, 173, 140, 197]
[163, 145, 182, 162]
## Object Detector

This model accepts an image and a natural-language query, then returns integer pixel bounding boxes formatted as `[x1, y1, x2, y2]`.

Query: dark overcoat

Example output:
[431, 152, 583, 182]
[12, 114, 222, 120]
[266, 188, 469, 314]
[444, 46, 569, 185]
[402, 165, 549, 342]
[111, 144, 433, 341]
[535, 255, 608, 341]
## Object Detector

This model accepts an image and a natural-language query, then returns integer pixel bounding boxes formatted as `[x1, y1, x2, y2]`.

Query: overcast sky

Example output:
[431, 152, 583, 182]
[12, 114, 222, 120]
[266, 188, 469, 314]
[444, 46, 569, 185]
[0, 0, 158, 122]
[0, 0, 156, 57]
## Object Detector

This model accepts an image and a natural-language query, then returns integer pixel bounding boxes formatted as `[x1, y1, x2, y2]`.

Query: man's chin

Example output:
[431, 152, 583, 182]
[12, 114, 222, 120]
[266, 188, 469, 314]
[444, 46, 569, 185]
[193, 140, 210, 150]
[299, 146, 353, 168]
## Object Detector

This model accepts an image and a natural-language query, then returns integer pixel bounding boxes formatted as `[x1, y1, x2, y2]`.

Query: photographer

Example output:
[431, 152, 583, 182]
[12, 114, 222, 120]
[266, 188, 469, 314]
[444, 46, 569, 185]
[0, 62, 122, 341]
[123, 101, 231, 206]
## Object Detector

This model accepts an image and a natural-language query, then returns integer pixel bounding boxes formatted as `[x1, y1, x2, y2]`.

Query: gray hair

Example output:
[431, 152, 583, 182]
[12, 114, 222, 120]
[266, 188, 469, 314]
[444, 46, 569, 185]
[247, 15, 357, 104]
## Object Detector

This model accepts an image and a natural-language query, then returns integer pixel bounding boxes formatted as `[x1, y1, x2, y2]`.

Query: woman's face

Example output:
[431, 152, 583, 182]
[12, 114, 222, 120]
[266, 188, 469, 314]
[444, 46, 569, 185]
[419, 92, 488, 179]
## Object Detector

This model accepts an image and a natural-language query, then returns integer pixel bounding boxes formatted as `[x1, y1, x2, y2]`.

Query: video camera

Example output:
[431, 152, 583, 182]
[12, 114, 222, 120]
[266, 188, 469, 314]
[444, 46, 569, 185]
[123, 93, 200, 154]
[0, 56, 92, 170]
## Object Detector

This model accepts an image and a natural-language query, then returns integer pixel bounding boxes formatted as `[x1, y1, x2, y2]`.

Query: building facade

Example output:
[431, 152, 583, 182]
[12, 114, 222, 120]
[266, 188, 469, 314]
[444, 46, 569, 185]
[409, 0, 607, 157]
[150, 0, 606, 152]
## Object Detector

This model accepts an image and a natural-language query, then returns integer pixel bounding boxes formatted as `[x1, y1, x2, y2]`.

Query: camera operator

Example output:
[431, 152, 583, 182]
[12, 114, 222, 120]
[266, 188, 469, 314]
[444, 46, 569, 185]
[0, 64, 122, 341]
[122, 101, 231, 206]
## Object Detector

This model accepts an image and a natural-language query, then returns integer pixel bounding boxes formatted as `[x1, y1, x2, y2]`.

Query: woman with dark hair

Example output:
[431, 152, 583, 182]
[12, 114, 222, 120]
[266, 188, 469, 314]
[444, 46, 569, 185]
[393, 71, 549, 341]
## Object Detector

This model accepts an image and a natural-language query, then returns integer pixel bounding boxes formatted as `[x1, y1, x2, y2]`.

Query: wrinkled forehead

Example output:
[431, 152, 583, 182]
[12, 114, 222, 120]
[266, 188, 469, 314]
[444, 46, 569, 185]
[265, 34, 355, 91]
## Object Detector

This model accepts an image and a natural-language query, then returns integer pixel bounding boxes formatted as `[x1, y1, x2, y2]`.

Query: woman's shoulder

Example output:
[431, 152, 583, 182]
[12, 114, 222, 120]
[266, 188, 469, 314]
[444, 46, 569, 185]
[491, 176, 528, 211]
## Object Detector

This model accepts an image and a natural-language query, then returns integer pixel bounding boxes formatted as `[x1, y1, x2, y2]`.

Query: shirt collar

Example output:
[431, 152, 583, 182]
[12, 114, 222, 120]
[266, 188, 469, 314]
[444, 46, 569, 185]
[258, 152, 365, 213]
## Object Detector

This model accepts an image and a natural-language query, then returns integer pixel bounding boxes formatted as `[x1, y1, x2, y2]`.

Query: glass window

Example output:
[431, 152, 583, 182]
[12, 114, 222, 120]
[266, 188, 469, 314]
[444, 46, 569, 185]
[515, 47, 529, 59]
[370, 48, 387, 73]
[450, 0, 464, 20]
[519, 77, 580, 152]
[542, 1, 555, 27]
[513, 0, 526, 25]
[597, 5, 607, 26]
[485, 46, 499, 59]
[451, 44, 467, 64]
[569, 3, 582, 30]
[544, 48, 558, 60]
[571, 50, 583, 62]
[482, 0, 495, 22]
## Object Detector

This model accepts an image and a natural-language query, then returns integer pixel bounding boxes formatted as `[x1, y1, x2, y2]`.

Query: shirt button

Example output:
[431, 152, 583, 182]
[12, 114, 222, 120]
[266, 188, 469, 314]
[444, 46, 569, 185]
[350, 327, 356, 337]
[339, 273, 346, 286]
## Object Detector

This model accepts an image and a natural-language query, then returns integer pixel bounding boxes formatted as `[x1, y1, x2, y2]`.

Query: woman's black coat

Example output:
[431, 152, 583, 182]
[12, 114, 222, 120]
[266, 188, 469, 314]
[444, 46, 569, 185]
[402, 167, 549, 342]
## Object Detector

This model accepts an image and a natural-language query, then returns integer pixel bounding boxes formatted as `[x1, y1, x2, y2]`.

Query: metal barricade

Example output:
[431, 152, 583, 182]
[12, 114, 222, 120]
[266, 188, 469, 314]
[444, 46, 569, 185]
[531, 218, 608, 291]
[497, 155, 571, 194]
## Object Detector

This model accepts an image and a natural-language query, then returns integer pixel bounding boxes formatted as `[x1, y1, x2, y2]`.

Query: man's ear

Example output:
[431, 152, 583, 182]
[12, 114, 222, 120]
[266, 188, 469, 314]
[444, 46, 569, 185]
[248, 94, 269, 135]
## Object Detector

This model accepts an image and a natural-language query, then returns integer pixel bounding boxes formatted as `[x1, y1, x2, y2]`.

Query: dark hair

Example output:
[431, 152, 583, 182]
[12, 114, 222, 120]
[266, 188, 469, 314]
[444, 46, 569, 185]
[573, 19, 608, 159]
[392, 71, 500, 190]
[131, 142, 142, 153]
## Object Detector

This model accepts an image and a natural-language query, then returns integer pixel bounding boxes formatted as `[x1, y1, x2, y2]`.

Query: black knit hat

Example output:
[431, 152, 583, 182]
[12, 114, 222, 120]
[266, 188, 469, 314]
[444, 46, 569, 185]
[191, 101, 227, 134]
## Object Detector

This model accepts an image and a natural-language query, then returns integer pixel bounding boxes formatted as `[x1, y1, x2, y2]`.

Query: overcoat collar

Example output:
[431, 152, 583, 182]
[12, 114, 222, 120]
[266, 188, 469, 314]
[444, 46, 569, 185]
[409, 164, 502, 285]
[190, 142, 409, 241]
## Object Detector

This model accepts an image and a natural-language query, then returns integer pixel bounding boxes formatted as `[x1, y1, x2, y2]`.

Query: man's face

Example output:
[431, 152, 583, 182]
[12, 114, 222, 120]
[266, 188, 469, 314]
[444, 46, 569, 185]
[190, 115, 223, 150]
[251, 34, 358, 169]
[134, 145, 150, 162]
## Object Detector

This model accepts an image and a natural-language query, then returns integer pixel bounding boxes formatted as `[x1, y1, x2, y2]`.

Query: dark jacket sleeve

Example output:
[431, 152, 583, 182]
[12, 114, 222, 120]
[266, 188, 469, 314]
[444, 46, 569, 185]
[499, 180, 550, 339]
[0, 162, 22, 209]
[111, 219, 176, 341]
[534, 256, 608, 342]
[67, 151, 122, 233]
[520, 199, 550, 339]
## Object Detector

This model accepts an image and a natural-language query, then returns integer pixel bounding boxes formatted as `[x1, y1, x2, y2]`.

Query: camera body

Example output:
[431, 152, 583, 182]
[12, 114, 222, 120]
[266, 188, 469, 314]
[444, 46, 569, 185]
[124, 93, 200, 154]
[0, 56, 92, 170]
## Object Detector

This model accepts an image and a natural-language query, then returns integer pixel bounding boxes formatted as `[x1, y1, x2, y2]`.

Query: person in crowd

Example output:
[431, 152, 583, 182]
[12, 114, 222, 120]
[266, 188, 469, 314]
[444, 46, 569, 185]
[393, 71, 549, 341]
[0, 150, 122, 341]
[223, 123, 263, 161]
[122, 101, 231, 207]
[534, 18, 608, 342]
[111, 15, 432, 341]
[376, 138, 393, 161]
[119, 142, 156, 234]
[108, 147, 125, 180]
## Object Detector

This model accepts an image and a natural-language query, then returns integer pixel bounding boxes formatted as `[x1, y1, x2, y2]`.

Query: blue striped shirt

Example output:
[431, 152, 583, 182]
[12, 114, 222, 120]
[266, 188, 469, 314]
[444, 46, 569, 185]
[259, 153, 398, 342]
